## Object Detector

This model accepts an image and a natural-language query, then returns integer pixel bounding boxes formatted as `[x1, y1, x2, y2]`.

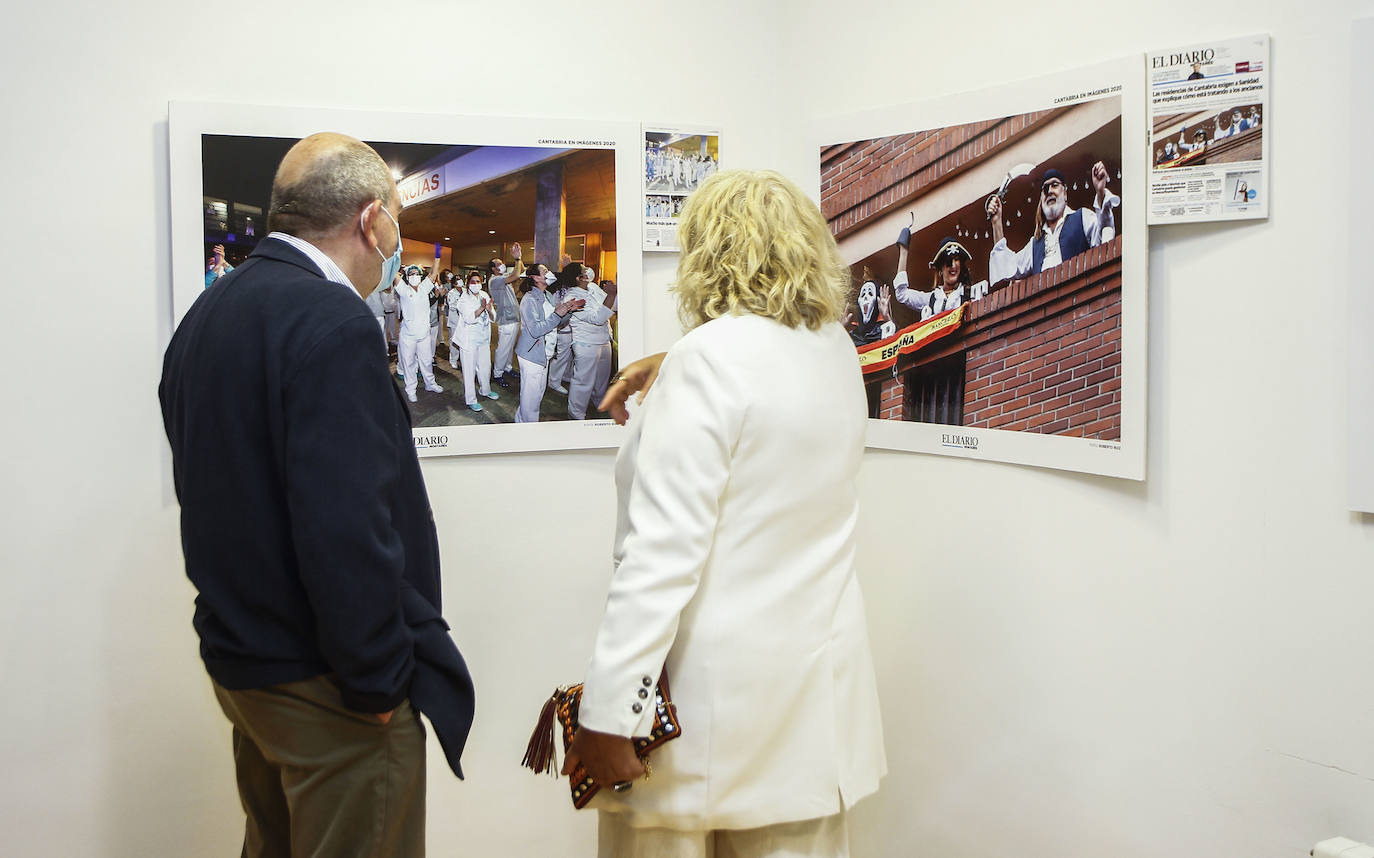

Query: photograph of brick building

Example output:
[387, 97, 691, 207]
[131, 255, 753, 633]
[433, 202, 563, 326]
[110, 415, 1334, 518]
[1152, 103, 1262, 170]
[819, 85, 1142, 477]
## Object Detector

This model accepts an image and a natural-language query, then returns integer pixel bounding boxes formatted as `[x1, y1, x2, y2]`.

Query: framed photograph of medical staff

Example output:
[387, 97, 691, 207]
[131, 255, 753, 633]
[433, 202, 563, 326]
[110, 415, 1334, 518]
[810, 56, 1147, 480]
[169, 101, 643, 457]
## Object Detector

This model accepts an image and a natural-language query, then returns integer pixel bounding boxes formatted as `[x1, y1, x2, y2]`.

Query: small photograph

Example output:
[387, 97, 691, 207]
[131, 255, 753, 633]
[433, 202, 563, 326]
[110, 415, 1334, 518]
[644, 132, 718, 194]
[644, 194, 685, 219]
[199, 135, 622, 431]
[1224, 169, 1262, 206]
[1152, 103, 1262, 170]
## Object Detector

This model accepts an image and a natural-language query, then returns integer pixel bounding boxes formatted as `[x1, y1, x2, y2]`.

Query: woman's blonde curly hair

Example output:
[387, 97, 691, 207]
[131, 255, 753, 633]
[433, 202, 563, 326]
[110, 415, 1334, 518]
[672, 170, 850, 332]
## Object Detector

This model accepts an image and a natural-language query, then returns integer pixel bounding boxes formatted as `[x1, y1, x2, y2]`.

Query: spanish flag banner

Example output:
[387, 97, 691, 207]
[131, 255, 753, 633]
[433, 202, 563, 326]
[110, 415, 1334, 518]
[856, 304, 966, 375]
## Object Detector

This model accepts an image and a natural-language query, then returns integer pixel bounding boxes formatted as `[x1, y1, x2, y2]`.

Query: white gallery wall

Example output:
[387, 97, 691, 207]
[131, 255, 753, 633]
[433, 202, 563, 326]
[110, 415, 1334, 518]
[0, 0, 1371, 856]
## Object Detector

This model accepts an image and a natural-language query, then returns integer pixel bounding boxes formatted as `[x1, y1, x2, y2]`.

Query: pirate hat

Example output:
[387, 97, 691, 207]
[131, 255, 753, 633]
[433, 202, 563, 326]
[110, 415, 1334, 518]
[1039, 168, 1066, 191]
[928, 237, 973, 269]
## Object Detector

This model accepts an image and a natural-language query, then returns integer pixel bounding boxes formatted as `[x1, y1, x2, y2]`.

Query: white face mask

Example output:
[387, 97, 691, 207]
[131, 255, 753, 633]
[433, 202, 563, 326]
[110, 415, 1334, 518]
[468, 280, 481, 293]
[544, 272, 557, 286]
[858, 281, 877, 322]
[406, 273, 421, 287]
[495, 263, 506, 275]
[369, 205, 404, 292]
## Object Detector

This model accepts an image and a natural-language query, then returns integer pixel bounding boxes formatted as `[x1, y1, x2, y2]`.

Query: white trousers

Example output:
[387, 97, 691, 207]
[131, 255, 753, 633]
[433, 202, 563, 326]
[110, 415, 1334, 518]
[384, 312, 399, 345]
[398, 333, 436, 394]
[568, 340, 613, 419]
[549, 331, 573, 389]
[374, 316, 386, 353]
[597, 810, 848, 858]
[459, 337, 492, 405]
[429, 322, 440, 361]
[515, 356, 547, 423]
[493, 321, 519, 376]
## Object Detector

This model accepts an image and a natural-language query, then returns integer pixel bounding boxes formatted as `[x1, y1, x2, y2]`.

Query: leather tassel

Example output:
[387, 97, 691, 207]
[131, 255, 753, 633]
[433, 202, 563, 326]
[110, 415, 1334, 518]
[521, 693, 558, 776]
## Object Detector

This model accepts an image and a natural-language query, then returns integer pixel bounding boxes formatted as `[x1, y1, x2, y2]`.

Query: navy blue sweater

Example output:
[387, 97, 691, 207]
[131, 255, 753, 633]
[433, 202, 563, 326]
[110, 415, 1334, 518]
[160, 238, 444, 714]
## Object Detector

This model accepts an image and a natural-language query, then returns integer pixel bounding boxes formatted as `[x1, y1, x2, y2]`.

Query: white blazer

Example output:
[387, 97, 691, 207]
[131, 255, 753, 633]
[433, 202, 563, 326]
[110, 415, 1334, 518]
[578, 313, 886, 830]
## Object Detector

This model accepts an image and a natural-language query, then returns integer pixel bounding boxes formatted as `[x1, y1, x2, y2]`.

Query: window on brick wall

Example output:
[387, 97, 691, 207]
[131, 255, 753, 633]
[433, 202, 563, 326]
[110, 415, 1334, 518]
[903, 352, 966, 425]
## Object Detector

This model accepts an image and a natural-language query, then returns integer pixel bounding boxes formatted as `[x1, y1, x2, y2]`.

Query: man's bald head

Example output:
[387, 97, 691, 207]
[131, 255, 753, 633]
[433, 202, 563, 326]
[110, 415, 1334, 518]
[266, 132, 397, 241]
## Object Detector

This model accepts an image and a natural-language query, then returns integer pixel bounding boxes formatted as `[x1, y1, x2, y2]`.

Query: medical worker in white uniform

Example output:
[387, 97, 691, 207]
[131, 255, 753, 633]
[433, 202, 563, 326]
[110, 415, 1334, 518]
[514, 264, 584, 423]
[565, 265, 618, 420]
[488, 250, 523, 389]
[445, 275, 465, 371]
[547, 265, 578, 395]
[395, 264, 442, 402]
[454, 270, 500, 413]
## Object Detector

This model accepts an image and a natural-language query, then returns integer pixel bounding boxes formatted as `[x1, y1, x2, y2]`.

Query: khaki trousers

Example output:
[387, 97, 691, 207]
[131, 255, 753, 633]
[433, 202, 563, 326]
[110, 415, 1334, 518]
[212, 676, 426, 858]
[597, 810, 849, 858]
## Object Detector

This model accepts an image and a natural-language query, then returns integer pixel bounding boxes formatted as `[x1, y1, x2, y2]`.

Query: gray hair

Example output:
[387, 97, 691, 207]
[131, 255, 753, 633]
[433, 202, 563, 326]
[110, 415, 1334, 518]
[266, 136, 395, 241]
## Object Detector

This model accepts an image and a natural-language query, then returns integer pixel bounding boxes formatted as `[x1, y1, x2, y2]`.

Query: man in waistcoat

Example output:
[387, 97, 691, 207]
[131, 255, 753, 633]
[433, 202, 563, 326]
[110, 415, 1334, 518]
[985, 162, 1119, 285]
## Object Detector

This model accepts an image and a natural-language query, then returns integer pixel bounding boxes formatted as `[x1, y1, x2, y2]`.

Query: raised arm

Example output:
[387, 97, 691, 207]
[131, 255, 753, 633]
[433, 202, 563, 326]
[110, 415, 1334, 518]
[579, 281, 619, 325]
[1087, 160, 1120, 246]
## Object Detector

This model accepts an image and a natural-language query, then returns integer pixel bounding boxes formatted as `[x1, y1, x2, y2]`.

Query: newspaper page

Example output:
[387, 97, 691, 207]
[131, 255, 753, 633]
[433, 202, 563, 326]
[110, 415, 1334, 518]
[1147, 34, 1269, 224]
[642, 124, 720, 252]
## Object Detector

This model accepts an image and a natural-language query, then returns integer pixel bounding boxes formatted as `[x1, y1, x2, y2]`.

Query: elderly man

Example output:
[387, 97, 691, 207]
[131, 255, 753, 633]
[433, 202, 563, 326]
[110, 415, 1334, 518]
[986, 162, 1119, 283]
[159, 132, 474, 858]
[1213, 109, 1239, 140]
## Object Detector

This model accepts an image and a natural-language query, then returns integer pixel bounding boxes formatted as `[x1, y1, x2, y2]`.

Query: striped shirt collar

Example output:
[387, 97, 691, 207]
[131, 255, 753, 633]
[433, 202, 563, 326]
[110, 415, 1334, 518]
[266, 232, 360, 298]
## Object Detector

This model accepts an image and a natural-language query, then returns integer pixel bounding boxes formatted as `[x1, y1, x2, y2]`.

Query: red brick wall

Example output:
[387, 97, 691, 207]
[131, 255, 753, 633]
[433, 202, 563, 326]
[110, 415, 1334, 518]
[866, 240, 1123, 440]
[877, 372, 905, 421]
[820, 110, 1055, 238]
[962, 241, 1122, 439]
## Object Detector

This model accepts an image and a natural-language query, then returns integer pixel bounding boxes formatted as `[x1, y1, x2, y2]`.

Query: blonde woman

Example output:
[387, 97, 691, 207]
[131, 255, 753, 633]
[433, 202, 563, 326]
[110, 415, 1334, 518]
[566, 170, 886, 857]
